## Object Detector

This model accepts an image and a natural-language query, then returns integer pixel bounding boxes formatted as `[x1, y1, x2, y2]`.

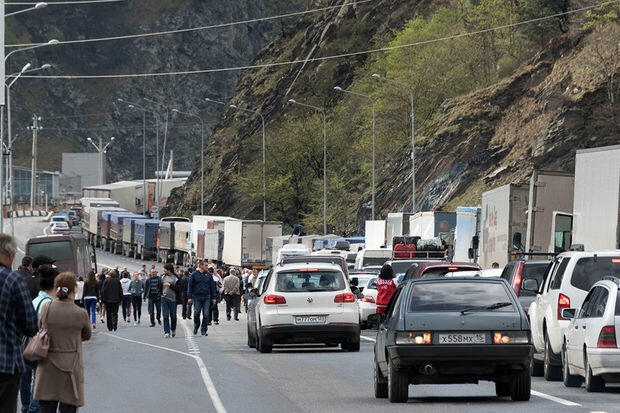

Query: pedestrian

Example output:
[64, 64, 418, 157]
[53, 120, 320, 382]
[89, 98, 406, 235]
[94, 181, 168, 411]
[177, 269, 191, 320]
[75, 276, 84, 307]
[120, 271, 132, 323]
[161, 263, 179, 338]
[187, 260, 217, 336]
[223, 269, 241, 321]
[82, 270, 99, 329]
[210, 267, 223, 325]
[101, 270, 122, 331]
[0, 234, 38, 413]
[376, 263, 398, 317]
[34, 272, 92, 412]
[128, 272, 144, 325]
[16, 255, 38, 300]
[21, 266, 58, 413]
[138, 264, 147, 281]
[143, 269, 162, 327]
[96, 272, 106, 324]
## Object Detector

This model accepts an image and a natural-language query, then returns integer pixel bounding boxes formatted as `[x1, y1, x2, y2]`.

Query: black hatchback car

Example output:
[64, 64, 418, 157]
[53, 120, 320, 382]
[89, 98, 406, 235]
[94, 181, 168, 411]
[373, 277, 532, 403]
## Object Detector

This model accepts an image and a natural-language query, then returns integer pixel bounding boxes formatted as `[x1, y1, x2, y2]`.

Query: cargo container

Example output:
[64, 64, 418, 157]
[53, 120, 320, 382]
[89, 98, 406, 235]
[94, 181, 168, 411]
[453, 206, 480, 262]
[134, 219, 160, 260]
[222, 220, 283, 267]
[385, 213, 413, 249]
[121, 215, 148, 257]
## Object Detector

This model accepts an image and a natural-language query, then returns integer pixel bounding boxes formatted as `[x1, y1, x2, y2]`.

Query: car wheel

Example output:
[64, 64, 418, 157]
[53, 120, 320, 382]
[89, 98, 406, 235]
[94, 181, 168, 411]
[543, 332, 561, 381]
[246, 323, 256, 348]
[257, 330, 272, 354]
[584, 353, 605, 392]
[510, 369, 531, 401]
[374, 361, 388, 399]
[562, 344, 582, 387]
[495, 381, 510, 397]
[530, 357, 544, 377]
[342, 337, 360, 352]
[387, 360, 408, 403]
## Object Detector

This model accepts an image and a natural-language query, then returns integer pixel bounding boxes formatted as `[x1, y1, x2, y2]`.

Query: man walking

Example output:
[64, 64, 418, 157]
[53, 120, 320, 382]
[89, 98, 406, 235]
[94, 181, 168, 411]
[101, 270, 123, 331]
[144, 269, 162, 327]
[16, 256, 38, 300]
[223, 268, 242, 321]
[0, 234, 38, 412]
[161, 263, 178, 338]
[187, 260, 217, 336]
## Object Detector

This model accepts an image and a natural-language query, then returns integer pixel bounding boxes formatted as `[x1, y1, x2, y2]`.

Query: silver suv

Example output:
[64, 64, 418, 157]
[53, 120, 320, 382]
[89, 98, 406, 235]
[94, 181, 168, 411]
[528, 250, 620, 380]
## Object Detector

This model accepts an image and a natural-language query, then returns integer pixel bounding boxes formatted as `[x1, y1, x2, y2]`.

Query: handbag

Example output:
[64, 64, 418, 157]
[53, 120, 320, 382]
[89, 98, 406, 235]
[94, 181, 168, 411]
[23, 300, 52, 362]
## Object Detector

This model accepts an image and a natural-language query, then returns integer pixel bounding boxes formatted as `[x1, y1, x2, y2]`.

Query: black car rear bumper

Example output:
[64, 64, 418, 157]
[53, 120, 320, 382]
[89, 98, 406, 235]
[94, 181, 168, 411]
[260, 323, 360, 345]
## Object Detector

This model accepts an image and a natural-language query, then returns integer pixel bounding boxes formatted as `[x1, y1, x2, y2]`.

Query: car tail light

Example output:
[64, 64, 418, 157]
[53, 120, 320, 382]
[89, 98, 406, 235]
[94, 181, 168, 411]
[597, 325, 617, 348]
[396, 331, 431, 345]
[264, 294, 286, 305]
[493, 331, 530, 344]
[512, 262, 524, 296]
[334, 292, 356, 303]
[557, 293, 570, 320]
[360, 295, 375, 303]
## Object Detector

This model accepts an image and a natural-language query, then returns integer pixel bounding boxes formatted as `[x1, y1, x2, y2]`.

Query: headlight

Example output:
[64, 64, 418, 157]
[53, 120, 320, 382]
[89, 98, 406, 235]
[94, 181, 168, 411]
[493, 331, 530, 344]
[396, 331, 432, 345]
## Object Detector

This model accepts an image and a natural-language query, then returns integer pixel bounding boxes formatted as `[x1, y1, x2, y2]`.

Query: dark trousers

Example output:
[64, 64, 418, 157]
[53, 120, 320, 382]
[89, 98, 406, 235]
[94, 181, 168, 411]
[210, 299, 219, 323]
[105, 301, 119, 331]
[0, 369, 21, 413]
[224, 294, 241, 320]
[39, 400, 77, 413]
[131, 296, 142, 321]
[121, 294, 132, 321]
[181, 296, 192, 319]
[148, 296, 161, 325]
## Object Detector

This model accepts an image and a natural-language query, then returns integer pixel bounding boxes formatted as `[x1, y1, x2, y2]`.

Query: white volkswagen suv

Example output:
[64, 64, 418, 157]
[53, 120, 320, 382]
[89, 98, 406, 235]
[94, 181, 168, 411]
[250, 261, 360, 353]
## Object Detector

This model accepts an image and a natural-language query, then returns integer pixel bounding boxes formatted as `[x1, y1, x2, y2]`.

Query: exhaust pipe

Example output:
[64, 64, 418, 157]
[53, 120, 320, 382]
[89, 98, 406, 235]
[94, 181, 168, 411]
[423, 364, 436, 375]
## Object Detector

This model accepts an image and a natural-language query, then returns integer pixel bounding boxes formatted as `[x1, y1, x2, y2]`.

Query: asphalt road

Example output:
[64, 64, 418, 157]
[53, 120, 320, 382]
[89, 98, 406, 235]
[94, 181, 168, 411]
[6, 217, 620, 412]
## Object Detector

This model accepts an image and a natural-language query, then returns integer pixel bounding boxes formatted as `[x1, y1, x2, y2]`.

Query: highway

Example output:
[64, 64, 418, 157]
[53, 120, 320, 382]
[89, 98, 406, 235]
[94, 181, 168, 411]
[7, 217, 619, 412]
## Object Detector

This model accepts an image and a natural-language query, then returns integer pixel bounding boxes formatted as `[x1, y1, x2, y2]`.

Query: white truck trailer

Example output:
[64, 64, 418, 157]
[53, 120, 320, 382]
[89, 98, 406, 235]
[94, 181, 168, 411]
[364, 220, 386, 249]
[572, 145, 620, 250]
[453, 206, 480, 262]
[222, 220, 283, 268]
[82, 181, 152, 215]
[385, 213, 413, 249]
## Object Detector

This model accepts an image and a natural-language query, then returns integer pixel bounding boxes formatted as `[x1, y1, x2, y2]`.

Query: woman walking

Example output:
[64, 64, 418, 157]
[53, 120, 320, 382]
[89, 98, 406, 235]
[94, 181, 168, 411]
[82, 270, 99, 329]
[128, 272, 144, 325]
[34, 272, 91, 412]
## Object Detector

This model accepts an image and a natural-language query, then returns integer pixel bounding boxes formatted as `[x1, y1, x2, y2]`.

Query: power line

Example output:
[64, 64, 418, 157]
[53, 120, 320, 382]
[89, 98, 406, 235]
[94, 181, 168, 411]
[18, 0, 619, 80]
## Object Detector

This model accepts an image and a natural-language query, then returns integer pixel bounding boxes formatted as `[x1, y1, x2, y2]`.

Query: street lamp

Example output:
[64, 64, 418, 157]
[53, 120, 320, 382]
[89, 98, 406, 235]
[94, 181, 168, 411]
[288, 99, 327, 235]
[4, 39, 58, 64]
[172, 108, 205, 215]
[143, 97, 169, 209]
[117, 98, 148, 215]
[372, 73, 416, 213]
[87, 136, 115, 185]
[230, 104, 267, 222]
[5, 2, 48, 17]
[334, 86, 376, 220]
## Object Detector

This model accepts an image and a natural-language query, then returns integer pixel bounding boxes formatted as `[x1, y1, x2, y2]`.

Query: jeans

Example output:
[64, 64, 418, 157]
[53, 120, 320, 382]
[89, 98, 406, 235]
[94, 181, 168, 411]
[131, 296, 142, 321]
[19, 366, 39, 413]
[0, 369, 21, 413]
[181, 296, 192, 319]
[148, 295, 161, 326]
[192, 295, 211, 333]
[83, 297, 98, 325]
[105, 301, 119, 331]
[161, 297, 177, 334]
[225, 294, 241, 320]
[39, 400, 77, 413]
[121, 294, 132, 321]
[210, 299, 219, 323]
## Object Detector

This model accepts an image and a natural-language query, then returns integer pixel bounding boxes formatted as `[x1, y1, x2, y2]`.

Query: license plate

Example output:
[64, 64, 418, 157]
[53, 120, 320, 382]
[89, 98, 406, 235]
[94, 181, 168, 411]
[438, 333, 486, 344]
[295, 315, 327, 325]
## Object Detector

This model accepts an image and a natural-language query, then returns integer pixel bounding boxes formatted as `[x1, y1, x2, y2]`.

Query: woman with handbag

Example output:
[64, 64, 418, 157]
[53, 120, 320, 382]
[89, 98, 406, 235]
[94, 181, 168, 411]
[34, 272, 92, 413]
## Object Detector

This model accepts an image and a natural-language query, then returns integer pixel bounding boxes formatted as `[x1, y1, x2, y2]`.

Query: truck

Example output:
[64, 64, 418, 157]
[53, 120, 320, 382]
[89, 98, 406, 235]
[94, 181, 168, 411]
[109, 212, 142, 254]
[385, 213, 413, 249]
[82, 181, 154, 215]
[84, 206, 126, 248]
[80, 198, 120, 244]
[480, 184, 529, 269]
[173, 221, 193, 266]
[364, 220, 386, 249]
[134, 219, 160, 260]
[121, 215, 148, 257]
[189, 215, 233, 258]
[157, 221, 176, 263]
[222, 219, 283, 268]
[197, 228, 224, 262]
[453, 206, 480, 262]
[572, 145, 620, 250]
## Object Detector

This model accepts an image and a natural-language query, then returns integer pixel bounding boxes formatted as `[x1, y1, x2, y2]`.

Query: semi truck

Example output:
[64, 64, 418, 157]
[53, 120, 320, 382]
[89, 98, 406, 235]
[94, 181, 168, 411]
[222, 219, 283, 268]
[408, 211, 456, 245]
[453, 206, 480, 262]
[134, 219, 160, 260]
[385, 213, 413, 249]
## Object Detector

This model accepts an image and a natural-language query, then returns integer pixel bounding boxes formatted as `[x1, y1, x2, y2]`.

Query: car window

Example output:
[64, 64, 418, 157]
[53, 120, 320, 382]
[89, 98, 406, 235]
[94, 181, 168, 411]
[261, 270, 274, 295]
[500, 262, 514, 281]
[570, 256, 620, 292]
[579, 287, 601, 319]
[366, 277, 378, 290]
[420, 268, 479, 278]
[407, 282, 515, 312]
[384, 286, 404, 321]
[276, 270, 344, 292]
[549, 257, 570, 290]
[592, 287, 609, 318]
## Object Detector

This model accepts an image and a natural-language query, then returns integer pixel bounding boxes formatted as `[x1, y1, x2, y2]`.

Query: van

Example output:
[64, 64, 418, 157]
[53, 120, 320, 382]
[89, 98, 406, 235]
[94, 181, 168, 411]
[273, 243, 312, 265]
[26, 234, 96, 278]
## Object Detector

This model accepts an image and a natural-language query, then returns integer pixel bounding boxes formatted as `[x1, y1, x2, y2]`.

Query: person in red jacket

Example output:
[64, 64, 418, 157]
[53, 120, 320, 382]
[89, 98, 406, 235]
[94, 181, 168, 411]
[376, 263, 398, 316]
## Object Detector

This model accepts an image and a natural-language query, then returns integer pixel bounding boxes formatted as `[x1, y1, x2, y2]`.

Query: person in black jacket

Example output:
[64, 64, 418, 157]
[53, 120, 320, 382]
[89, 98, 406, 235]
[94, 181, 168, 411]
[143, 269, 162, 327]
[82, 270, 99, 328]
[101, 270, 123, 331]
[177, 269, 191, 319]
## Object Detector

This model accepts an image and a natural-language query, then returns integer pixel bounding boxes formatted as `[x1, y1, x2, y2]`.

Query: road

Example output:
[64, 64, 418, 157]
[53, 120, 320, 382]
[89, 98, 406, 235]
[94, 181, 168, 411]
[6, 217, 620, 412]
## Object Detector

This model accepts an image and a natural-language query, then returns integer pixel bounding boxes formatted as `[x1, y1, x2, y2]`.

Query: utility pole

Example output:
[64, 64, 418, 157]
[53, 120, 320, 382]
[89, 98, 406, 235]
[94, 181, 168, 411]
[27, 115, 42, 209]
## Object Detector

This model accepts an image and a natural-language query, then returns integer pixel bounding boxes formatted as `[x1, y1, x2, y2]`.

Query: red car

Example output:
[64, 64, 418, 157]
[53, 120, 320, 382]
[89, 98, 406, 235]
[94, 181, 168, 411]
[403, 261, 482, 281]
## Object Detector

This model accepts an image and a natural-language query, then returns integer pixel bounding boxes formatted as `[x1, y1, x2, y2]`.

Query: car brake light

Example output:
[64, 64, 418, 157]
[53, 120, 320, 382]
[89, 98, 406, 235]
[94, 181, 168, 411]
[334, 292, 356, 303]
[360, 295, 375, 303]
[597, 325, 617, 348]
[264, 294, 286, 305]
[299, 268, 319, 272]
[557, 293, 570, 320]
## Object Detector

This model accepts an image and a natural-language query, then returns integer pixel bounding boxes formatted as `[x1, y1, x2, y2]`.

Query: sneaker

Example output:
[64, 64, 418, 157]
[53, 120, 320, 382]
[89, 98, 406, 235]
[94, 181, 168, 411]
[171, 330, 176, 337]
[164, 333, 170, 338]
[157, 319, 162, 325]
[92, 323, 96, 329]
[193, 327, 198, 335]
[208, 322, 212, 326]
[214, 321, 219, 325]
[138, 320, 141, 324]
[201, 332, 208, 336]
[133, 322, 137, 326]
[150, 324, 155, 327]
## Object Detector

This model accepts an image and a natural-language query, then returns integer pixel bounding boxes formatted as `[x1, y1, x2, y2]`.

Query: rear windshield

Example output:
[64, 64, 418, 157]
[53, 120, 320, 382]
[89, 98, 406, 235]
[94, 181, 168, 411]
[28, 240, 73, 261]
[570, 257, 620, 291]
[408, 282, 515, 312]
[276, 270, 344, 292]
[421, 267, 480, 278]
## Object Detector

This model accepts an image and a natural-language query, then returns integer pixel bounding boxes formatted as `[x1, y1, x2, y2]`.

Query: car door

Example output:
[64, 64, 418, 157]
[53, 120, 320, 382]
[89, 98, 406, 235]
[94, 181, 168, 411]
[567, 287, 600, 373]
[531, 257, 563, 350]
[583, 287, 610, 362]
[375, 285, 405, 374]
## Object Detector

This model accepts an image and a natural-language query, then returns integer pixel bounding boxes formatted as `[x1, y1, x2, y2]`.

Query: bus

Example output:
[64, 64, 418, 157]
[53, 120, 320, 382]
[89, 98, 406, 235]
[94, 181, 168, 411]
[25, 234, 96, 278]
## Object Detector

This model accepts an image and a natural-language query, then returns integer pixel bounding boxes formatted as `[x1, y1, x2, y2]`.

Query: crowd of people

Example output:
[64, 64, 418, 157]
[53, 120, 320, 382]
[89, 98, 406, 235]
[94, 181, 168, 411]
[0, 231, 261, 413]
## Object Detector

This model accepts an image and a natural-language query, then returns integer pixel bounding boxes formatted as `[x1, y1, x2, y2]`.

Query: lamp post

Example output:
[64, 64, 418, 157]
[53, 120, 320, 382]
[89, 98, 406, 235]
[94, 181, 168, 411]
[288, 99, 327, 235]
[117, 98, 147, 215]
[87, 136, 115, 185]
[27, 115, 42, 209]
[230, 104, 266, 222]
[372, 73, 416, 212]
[172, 108, 204, 215]
[334, 86, 376, 220]
[5, 2, 47, 18]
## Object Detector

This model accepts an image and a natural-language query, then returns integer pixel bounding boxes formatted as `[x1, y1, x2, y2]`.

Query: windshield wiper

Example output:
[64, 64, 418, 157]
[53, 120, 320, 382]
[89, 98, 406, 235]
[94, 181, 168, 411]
[460, 302, 513, 315]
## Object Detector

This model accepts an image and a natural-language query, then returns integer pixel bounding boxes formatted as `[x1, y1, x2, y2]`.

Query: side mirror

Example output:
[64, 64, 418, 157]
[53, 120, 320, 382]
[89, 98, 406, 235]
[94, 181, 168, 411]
[521, 278, 539, 292]
[367, 313, 381, 326]
[471, 235, 479, 250]
[512, 232, 523, 251]
[468, 248, 474, 260]
[561, 308, 576, 319]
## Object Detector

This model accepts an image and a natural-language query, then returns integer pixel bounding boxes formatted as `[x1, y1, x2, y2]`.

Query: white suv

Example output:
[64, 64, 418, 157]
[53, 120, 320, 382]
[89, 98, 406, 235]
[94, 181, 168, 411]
[529, 250, 620, 380]
[249, 261, 360, 353]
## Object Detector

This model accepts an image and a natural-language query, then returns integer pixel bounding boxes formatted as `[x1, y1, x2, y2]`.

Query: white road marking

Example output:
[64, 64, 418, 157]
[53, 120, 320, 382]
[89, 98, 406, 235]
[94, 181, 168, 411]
[103, 329, 227, 413]
[361, 335, 376, 342]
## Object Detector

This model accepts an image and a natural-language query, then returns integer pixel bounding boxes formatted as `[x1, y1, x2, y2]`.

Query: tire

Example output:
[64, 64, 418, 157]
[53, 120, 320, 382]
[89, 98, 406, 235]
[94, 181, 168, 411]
[543, 332, 562, 381]
[584, 353, 605, 392]
[387, 360, 408, 403]
[374, 361, 388, 399]
[495, 381, 510, 397]
[530, 357, 544, 377]
[247, 323, 256, 348]
[562, 344, 582, 387]
[510, 369, 531, 401]
[257, 330, 272, 354]
[342, 337, 360, 352]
